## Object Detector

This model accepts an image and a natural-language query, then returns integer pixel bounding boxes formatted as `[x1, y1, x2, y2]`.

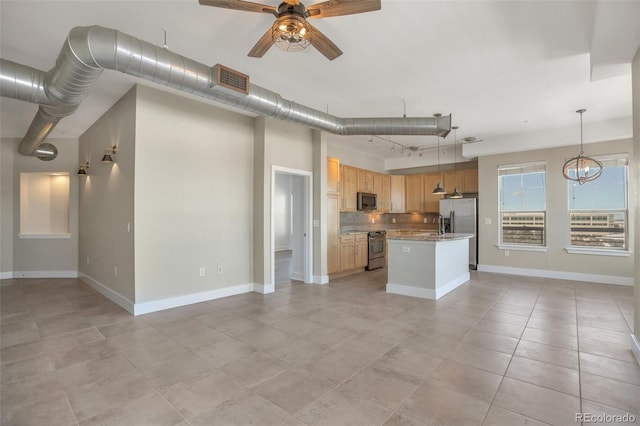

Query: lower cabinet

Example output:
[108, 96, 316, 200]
[339, 233, 368, 273]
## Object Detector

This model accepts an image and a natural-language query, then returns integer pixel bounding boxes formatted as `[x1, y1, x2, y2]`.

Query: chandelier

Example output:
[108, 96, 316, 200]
[562, 109, 602, 185]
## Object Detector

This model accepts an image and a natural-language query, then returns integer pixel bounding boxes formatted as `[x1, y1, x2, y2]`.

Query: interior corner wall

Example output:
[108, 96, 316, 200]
[478, 138, 634, 282]
[4, 138, 79, 277]
[253, 116, 314, 286]
[327, 142, 386, 172]
[312, 130, 328, 281]
[134, 85, 254, 304]
[0, 139, 15, 277]
[632, 47, 640, 345]
[78, 88, 136, 302]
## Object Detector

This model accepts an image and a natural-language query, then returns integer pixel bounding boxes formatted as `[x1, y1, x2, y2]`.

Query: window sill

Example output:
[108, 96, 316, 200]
[18, 234, 71, 240]
[565, 247, 632, 257]
[496, 244, 548, 252]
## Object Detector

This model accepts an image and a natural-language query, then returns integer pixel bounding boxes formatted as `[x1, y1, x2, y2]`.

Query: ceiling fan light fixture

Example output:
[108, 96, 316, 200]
[272, 15, 311, 52]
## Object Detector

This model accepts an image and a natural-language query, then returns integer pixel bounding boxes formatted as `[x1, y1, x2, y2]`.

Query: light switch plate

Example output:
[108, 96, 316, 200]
[484, 218, 492, 225]
[402, 247, 410, 253]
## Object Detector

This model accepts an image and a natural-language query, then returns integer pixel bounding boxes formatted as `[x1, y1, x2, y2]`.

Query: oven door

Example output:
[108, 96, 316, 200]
[368, 237, 385, 259]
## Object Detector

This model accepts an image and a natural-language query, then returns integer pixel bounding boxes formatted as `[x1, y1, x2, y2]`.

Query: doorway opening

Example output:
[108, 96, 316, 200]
[271, 167, 313, 289]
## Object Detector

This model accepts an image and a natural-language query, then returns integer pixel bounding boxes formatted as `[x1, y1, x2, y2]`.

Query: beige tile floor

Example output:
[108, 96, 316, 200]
[1, 270, 639, 426]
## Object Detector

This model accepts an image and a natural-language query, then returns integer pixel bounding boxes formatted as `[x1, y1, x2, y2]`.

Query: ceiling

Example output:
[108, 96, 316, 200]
[1, 1, 638, 170]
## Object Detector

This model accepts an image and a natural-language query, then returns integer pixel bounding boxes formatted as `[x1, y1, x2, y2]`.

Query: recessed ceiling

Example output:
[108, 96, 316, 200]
[1, 1, 638, 169]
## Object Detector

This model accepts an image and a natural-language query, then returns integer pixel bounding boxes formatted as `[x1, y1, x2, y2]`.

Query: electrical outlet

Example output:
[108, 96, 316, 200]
[423, 218, 428, 223]
[392, 218, 396, 224]
[127, 223, 131, 232]
[86, 257, 90, 265]
[218, 265, 223, 274]
[371, 218, 375, 224]
[199, 267, 205, 277]
[402, 246, 411, 253]
[114, 266, 118, 276]
[504, 250, 510, 257]
[484, 218, 492, 225]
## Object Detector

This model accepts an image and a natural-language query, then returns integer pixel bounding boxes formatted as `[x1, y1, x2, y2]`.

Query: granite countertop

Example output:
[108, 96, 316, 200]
[340, 231, 369, 236]
[387, 232, 473, 241]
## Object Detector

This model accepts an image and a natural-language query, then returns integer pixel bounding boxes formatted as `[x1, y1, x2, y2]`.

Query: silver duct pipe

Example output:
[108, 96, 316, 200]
[1, 26, 451, 160]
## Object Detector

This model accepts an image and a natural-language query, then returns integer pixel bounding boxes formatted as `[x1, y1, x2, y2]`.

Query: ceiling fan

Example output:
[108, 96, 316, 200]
[199, 0, 381, 60]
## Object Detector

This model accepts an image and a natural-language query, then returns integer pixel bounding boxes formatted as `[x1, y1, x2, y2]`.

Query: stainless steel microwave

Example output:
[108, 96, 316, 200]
[357, 192, 377, 211]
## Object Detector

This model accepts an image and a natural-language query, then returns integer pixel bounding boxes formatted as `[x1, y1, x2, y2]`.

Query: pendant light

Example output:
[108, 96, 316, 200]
[432, 134, 446, 194]
[562, 109, 602, 185]
[450, 126, 463, 199]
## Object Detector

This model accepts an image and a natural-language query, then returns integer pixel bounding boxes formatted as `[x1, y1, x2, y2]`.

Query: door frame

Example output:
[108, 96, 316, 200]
[271, 166, 313, 286]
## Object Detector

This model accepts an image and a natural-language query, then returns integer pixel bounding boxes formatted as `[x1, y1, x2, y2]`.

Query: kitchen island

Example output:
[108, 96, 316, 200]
[386, 232, 473, 300]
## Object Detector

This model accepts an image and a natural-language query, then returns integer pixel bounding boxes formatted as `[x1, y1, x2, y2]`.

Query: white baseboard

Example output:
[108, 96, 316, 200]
[291, 272, 305, 281]
[631, 334, 640, 366]
[313, 275, 329, 285]
[135, 283, 255, 315]
[386, 283, 436, 300]
[477, 264, 633, 286]
[386, 273, 470, 301]
[253, 283, 275, 294]
[79, 273, 135, 314]
[5, 270, 79, 279]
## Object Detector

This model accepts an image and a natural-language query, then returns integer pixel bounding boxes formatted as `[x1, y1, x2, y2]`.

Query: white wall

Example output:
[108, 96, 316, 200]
[0, 139, 14, 276]
[274, 173, 292, 251]
[478, 138, 634, 284]
[134, 85, 254, 303]
[291, 174, 305, 279]
[2, 138, 79, 278]
[78, 88, 136, 301]
[632, 48, 640, 345]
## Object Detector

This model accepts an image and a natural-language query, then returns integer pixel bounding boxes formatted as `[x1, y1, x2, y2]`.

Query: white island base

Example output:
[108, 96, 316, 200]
[386, 235, 471, 300]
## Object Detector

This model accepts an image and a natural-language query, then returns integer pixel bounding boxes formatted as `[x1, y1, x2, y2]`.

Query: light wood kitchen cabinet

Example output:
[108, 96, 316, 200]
[405, 174, 424, 212]
[357, 168, 374, 192]
[327, 157, 340, 194]
[355, 234, 369, 268]
[327, 193, 340, 274]
[442, 171, 460, 194]
[463, 169, 479, 193]
[340, 164, 357, 212]
[339, 235, 356, 272]
[373, 172, 384, 195]
[380, 174, 391, 213]
[390, 175, 406, 213]
[423, 173, 444, 212]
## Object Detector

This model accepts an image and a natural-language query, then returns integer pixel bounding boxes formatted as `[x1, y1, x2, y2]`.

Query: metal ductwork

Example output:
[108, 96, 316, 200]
[0, 25, 451, 161]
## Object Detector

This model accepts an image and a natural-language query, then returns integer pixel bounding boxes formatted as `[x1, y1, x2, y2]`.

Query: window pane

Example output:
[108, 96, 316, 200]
[570, 211, 626, 249]
[569, 184, 594, 209]
[522, 172, 545, 187]
[595, 184, 626, 209]
[501, 212, 545, 245]
[522, 187, 546, 210]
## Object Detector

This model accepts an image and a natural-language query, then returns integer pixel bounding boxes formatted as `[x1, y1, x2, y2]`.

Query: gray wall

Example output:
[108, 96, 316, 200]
[134, 85, 254, 303]
[478, 138, 634, 282]
[1, 138, 79, 277]
[78, 88, 136, 301]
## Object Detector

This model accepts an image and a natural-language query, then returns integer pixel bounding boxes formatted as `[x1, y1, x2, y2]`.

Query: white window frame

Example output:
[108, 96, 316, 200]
[497, 161, 547, 251]
[565, 155, 631, 256]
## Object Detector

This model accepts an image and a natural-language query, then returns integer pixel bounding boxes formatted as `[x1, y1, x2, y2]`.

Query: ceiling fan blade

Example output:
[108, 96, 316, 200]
[307, 0, 381, 18]
[308, 24, 342, 60]
[199, 0, 276, 15]
[248, 27, 274, 58]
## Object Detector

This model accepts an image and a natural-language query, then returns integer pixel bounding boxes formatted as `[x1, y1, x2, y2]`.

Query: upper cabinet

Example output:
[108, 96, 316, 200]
[340, 164, 358, 212]
[389, 175, 405, 213]
[405, 174, 424, 212]
[332, 158, 478, 214]
[327, 157, 341, 194]
[357, 168, 374, 193]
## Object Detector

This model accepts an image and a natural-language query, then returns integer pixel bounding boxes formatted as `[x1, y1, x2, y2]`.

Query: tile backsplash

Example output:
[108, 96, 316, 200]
[340, 212, 440, 233]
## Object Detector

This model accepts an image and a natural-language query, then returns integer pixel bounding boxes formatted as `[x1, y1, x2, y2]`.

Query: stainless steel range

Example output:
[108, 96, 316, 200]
[366, 230, 386, 271]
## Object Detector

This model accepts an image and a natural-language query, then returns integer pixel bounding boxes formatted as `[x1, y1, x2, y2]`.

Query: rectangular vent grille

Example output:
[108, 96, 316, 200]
[212, 64, 249, 95]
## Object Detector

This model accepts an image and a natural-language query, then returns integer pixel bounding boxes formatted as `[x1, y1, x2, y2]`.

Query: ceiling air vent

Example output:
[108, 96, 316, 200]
[211, 64, 249, 96]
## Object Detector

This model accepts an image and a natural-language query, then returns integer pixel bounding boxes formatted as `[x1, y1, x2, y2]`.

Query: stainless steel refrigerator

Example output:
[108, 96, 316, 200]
[440, 198, 478, 269]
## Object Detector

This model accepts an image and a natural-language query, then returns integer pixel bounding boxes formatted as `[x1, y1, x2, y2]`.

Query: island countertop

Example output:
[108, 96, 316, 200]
[386, 232, 473, 242]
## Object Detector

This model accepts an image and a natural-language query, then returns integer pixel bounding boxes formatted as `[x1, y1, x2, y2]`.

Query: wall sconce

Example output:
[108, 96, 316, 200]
[101, 145, 117, 163]
[77, 161, 90, 176]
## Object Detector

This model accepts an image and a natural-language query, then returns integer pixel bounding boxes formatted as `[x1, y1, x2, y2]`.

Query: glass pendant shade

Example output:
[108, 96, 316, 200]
[272, 15, 311, 52]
